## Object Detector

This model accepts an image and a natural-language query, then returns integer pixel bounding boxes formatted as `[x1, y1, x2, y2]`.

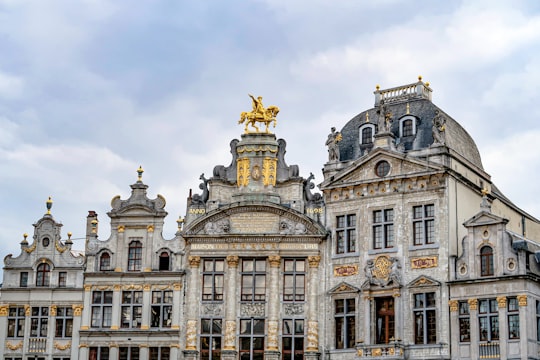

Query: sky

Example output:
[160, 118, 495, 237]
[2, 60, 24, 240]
[2, 0, 540, 259]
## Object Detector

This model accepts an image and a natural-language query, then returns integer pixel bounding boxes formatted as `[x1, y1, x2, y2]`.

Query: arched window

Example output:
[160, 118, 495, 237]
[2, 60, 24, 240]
[480, 246, 494, 276]
[128, 241, 143, 271]
[159, 251, 170, 271]
[36, 263, 50, 287]
[399, 116, 417, 137]
[359, 124, 375, 145]
[99, 252, 111, 271]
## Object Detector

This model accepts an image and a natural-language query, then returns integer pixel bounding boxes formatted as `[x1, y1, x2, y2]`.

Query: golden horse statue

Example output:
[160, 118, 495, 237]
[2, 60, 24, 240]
[239, 95, 280, 133]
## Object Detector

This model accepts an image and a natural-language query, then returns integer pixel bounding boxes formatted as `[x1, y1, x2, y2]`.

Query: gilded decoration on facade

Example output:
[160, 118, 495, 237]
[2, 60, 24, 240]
[267, 320, 279, 351]
[54, 341, 71, 351]
[117, 225, 125, 233]
[0, 305, 8, 316]
[308, 255, 321, 268]
[147, 225, 154, 232]
[224, 320, 236, 350]
[306, 321, 319, 351]
[72, 305, 83, 316]
[334, 264, 358, 277]
[238, 95, 280, 134]
[50, 304, 57, 316]
[226, 255, 239, 268]
[262, 157, 277, 186]
[468, 298, 478, 311]
[5, 341, 23, 350]
[185, 320, 197, 350]
[497, 296, 507, 308]
[411, 256, 438, 269]
[173, 283, 182, 291]
[448, 300, 458, 312]
[237, 158, 250, 187]
[55, 240, 68, 253]
[366, 256, 402, 287]
[188, 256, 201, 268]
[518, 294, 528, 307]
[25, 304, 30, 316]
[268, 255, 281, 267]
[23, 241, 37, 253]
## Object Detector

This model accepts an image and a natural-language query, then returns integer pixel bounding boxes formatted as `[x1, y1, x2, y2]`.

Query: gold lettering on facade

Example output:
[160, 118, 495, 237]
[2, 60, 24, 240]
[237, 158, 250, 187]
[411, 256, 438, 269]
[188, 208, 206, 214]
[306, 207, 323, 214]
[333, 264, 358, 277]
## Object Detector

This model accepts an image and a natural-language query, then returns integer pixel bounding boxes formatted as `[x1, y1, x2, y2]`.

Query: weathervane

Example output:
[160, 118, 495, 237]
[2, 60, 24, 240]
[238, 95, 280, 134]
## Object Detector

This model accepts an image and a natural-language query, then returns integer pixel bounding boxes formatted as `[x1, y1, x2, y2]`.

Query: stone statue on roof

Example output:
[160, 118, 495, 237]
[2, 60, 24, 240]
[239, 95, 280, 134]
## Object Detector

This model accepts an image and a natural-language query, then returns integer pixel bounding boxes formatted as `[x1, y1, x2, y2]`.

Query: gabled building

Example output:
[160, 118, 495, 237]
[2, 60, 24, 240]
[0, 199, 85, 360]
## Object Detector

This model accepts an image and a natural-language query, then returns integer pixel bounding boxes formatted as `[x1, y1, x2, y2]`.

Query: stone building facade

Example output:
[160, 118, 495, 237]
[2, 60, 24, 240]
[2, 79, 540, 360]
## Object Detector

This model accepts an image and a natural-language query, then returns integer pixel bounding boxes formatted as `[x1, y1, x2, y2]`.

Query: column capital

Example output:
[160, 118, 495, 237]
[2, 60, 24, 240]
[268, 255, 281, 267]
[173, 282, 182, 291]
[497, 296, 507, 308]
[50, 304, 57, 316]
[226, 255, 239, 268]
[0, 305, 8, 316]
[188, 256, 201, 268]
[84, 284, 92, 292]
[308, 255, 321, 268]
[448, 300, 458, 313]
[517, 294, 527, 307]
[468, 298, 478, 311]
[72, 304, 84, 316]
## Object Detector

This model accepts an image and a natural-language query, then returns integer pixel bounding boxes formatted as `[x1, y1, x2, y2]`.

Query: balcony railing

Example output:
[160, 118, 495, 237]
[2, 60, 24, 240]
[28, 337, 47, 352]
[479, 342, 500, 359]
[374, 78, 432, 106]
[356, 343, 405, 359]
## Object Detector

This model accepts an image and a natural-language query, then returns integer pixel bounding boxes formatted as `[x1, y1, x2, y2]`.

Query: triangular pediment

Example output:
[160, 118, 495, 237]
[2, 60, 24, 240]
[407, 275, 440, 288]
[321, 148, 443, 189]
[328, 281, 360, 295]
[184, 203, 327, 237]
[463, 211, 508, 228]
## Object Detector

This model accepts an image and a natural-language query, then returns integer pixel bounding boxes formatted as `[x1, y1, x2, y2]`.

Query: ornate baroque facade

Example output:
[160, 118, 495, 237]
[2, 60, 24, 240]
[2, 79, 540, 360]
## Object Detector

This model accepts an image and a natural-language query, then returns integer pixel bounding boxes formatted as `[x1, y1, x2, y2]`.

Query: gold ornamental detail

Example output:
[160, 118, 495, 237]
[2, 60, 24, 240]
[188, 256, 201, 268]
[237, 158, 250, 187]
[227, 255, 239, 268]
[24, 242, 37, 253]
[449, 300, 458, 312]
[518, 294, 527, 307]
[239, 95, 280, 134]
[411, 256, 438, 269]
[306, 320, 319, 352]
[267, 320, 279, 351]
[185, 320, 197, 350]
[55, 240, 68, 253]
[497, 296, 507, 308]
[72, 305, 83, 316]
[0, 305, 8, 316]
[334, 264, 358, 277]
[373, 255, 392, 282]
[468, 298, 478, 311]
[224, 320, 237, 350]
[50, 305, 57, 316]
[54, 341, 71, 351]
[6, 341, 23, 350]
[262, 157, 277, 186]
[268, 255, 281, 267]
[308, 255, 321, 268]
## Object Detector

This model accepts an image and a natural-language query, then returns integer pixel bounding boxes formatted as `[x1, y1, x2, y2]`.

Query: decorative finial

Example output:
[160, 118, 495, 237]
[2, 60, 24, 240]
[137, 166, 144, 181]
[426, 82, 430, 87]
[23, 233, 28, 240]
[366, 112, 369, 123]
[177, 216, 184, 230]
[406, 103, 410, 115]
[91, 219, 98, 234]
[375, 84, 380, 91]
[481, 188, 489, 196]
[21, 233, 28, 245]
[66, 232, 73, 244]
[418, 75, 422, 81]
[46, 196, 53, 215]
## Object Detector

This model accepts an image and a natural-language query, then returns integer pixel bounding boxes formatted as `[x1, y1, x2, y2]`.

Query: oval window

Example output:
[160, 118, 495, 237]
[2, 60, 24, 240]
[375, 161, 391, 177]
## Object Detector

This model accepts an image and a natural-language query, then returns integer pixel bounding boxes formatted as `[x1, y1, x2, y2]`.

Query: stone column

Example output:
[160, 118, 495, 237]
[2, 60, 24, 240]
[144, 225, 154, 272]
[468, 298, 479, 360]
[305, 255, 321, 360]
[0, 305, 9, 355]
[81, 285, 92, 329]
[265, 255, 281, 360]
[392, 289, 402, 341]
[448, 300, 460, 357]
[171, 282, 182, 330]
[517, 294, 528, 360]
[222, 255, 239, 360]
[115, 226, 125, 272]
[141, 284, 152, 330]
[363, 295, 372, 344]
[170, 344, 180, 360]
[183, 256, 201, 360]
[78, 343, 88, 360]
[497, 296, 508, 359]
[109, 343, 119, 360]
[71, 304, 84, 358]
[111, 284, 122, 330]
[139, 344, 149, 360]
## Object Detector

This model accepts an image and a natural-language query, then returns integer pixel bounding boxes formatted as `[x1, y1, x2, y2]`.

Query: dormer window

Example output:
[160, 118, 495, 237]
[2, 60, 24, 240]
[128, 240, 143, 272]
[99, 252, 111, 271]
[359, 124, 375, 145]
[399, 116, 417, 137]
[36, 263, 50, 287]
[480, 246, 494, 276]
[159, 251, 171, 271]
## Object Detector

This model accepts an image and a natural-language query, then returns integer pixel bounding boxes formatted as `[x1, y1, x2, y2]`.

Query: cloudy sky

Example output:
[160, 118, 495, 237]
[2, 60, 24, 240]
[1, 0, 540, 258]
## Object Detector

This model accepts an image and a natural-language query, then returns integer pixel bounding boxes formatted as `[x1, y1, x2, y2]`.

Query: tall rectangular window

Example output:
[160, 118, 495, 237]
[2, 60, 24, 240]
[413, 204, 435, 245]
[241, 259, 266, 302]
[119, 347, 139, 360]
[282, 319, 304, 360]
[202, 259, 224, 301]
[89, 347, 109, 360]
[459, 301, 470, 342]
[7, 306, 25, 338]
[537, 300, 540, 341]
[150, 347, 170, 360]
[239, 318, 265, 360]
[200, 318, 222, 360]
[335, 299, 355, 349]
[283, 259, 305, 302]
[151, 290, 173, 328]
[413, 293, 436, 344]
[91, 291, 113, 328]
[58, 272, 67, 287]
[336, 214, 356, 254]
[507, 297, 520, 339]
[478, 299, 499, 341]
[373, 209, 394, 249]
[19, 272, 28, 287]
[127, 240, 143, 271]
[55, 306, 73, 338]
[121, 291, 143, 328]
[30, 306, 49, 338]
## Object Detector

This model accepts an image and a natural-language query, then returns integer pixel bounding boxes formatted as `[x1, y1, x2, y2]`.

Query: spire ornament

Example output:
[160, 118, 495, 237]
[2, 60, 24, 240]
[137, 166, 144, 182]
[46, 197, 53, 215]
[238, 95, 280, 134]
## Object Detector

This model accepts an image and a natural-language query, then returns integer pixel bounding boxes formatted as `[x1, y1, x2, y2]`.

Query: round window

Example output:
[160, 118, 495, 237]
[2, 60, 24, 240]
[375, 161, 390, 177]
[42, 237, 50, 247]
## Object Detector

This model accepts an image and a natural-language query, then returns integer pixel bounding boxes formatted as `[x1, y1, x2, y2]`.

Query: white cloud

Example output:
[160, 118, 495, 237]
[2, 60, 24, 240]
[0, 72, 24, 99]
